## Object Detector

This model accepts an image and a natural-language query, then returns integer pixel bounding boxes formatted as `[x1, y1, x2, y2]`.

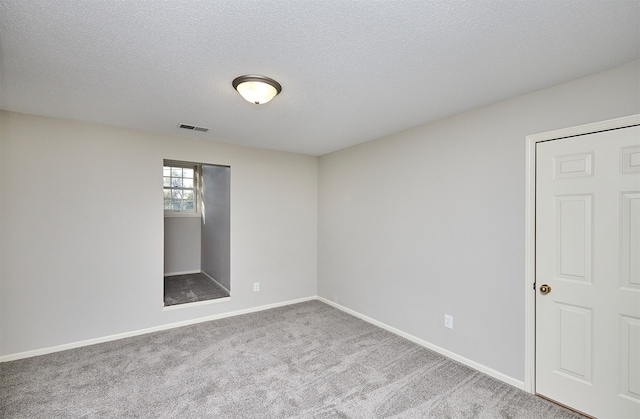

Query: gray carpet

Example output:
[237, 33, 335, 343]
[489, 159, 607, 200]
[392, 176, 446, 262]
[0, 301, 583, 418]
[164, 273, 230, 306]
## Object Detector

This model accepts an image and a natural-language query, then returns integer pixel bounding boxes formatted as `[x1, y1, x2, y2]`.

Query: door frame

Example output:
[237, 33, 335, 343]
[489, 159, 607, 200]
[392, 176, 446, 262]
[524, 114, 640, 394]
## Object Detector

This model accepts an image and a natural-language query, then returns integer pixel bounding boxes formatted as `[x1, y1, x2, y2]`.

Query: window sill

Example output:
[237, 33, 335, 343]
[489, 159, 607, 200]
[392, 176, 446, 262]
[163, 296, 231, 311]
[164, 212, 201, 218]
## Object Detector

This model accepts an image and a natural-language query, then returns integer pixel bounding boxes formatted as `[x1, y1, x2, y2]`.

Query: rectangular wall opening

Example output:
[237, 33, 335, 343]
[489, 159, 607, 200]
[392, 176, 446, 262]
[163, 160, 230, 306]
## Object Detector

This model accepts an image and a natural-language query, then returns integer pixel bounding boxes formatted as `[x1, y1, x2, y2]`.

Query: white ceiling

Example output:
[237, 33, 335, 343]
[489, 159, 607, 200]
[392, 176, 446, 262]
[0, 1, 638, 156]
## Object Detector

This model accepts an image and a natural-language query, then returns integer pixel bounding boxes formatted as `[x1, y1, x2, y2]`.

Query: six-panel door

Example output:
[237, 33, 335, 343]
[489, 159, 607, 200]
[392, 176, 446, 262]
[535, 125, 640, 418]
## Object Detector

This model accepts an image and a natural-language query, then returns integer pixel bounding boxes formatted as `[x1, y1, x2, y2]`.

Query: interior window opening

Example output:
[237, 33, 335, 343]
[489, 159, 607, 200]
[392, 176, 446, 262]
[163, 159, 231, 307]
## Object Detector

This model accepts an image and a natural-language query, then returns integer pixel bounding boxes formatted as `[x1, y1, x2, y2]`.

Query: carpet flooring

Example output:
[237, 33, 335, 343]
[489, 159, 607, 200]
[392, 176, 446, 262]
[0, 301, 584, 418]
[164, 272, 230, 306]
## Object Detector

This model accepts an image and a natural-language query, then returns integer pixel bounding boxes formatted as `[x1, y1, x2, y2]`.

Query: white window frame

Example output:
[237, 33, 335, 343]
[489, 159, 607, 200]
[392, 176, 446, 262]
[163, 161, 201, 218]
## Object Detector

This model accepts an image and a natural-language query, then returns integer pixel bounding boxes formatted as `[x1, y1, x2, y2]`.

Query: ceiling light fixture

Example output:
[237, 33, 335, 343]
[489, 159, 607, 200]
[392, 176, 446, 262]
[232, 75, 282, 105]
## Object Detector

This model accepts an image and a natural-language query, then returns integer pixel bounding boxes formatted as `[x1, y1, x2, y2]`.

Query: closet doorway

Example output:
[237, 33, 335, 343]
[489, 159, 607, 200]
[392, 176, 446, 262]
[163, 159, 230, 307]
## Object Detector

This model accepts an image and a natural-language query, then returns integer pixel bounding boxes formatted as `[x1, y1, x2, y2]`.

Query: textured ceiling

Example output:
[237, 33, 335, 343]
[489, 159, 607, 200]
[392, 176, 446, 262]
[0, 1, 638, 156]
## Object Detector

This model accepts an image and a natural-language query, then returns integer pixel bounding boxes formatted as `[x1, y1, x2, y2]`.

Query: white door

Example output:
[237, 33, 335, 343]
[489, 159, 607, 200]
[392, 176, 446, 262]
[535, 125, 640, 418]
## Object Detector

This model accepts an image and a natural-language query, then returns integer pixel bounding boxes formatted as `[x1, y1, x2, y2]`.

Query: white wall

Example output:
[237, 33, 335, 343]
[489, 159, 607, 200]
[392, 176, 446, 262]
[0, 112, 318, 356]
[318, 61, 640, 382]
[201, 165, 231, 290]
[164, 217, 201, 274]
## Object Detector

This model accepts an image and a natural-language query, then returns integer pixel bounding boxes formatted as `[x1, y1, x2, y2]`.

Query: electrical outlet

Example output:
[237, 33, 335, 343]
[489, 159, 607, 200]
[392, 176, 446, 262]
[444, 314, 453, 329]
[253, 282, 260, 292]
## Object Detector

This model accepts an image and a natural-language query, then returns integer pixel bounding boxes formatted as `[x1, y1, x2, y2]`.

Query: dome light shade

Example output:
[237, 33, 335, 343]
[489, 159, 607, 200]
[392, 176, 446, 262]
[232, 75, 282, 105]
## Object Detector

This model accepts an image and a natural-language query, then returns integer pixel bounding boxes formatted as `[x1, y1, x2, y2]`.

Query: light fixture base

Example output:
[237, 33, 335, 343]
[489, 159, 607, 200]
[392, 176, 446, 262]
[232, 75, 282, 105]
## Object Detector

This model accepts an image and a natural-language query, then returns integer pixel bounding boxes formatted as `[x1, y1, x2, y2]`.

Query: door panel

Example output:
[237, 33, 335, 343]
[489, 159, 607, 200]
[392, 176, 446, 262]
[555, 195, 592, 281]
[556, 303, 592, 383]
[621, 192, 640, 289]
[536, 125, 640, 418]
[620, 315, 640, 401]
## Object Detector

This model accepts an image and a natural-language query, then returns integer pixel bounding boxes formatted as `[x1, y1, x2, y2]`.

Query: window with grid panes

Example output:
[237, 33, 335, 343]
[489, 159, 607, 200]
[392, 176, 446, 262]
[163, 165, 198, 214]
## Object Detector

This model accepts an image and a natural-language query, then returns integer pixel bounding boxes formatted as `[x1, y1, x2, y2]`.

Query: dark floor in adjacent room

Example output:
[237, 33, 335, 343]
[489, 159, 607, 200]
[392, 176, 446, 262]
[164, 272, 229, 306]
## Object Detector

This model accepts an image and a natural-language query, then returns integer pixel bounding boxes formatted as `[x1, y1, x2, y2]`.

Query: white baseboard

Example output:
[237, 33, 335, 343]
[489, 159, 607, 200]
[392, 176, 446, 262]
[164, 270, 200, 277]
[316, 296, 525, 391]
[0, 296, 316, 363]
[201, 271, 230, 294]
[1, 294, 526, 391]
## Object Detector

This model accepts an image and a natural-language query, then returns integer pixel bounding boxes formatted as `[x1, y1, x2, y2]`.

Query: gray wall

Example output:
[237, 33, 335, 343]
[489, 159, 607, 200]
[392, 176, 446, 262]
[201, 165, 231, 290]
[317, 61, 640, 382]
[164, 217, 201, 274]
[0, 113, 318, 356]
[1, 61, 637, 384]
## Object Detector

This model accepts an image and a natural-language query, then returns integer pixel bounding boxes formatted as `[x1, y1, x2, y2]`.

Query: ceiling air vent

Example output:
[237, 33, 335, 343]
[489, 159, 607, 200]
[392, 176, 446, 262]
[179, 124, 209, 132]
